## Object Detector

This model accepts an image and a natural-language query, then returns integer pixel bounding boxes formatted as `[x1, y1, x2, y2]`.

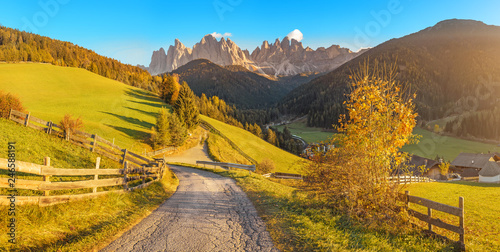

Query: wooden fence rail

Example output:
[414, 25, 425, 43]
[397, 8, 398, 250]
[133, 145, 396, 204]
[196, 161, 256, 172]
[273, 172, 304, 180]
[0, 156, 164, 207]
[388, 175, 434, 184]
[401, 191, 465, 250]
[8, 109, 151, 169]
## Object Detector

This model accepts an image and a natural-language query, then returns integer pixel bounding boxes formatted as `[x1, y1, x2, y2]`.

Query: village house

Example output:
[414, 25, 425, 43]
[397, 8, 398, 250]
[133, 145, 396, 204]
[393, 155, 443, 180]
[478, 161, 500, 183]
[450, 153, 500, 178]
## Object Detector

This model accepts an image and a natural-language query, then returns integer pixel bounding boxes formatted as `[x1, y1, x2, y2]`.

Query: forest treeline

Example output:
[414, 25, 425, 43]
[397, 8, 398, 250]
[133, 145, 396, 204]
[444, 107, 500, 141]
[0, 26, 165, 91]
[278, 20, 500, 129]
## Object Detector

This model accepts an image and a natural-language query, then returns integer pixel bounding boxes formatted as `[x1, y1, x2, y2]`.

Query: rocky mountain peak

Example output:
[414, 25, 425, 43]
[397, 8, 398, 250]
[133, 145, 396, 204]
[147, 35, 366, 76]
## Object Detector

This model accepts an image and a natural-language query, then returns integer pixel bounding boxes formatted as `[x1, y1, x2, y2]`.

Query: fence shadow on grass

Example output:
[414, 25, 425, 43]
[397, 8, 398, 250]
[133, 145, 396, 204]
[124, 106, 160, 118]
[126, 99, 165, 109]
[100, 111, 155, 130]
[124, 88, 162, 103]
[104, 124, 150, 142]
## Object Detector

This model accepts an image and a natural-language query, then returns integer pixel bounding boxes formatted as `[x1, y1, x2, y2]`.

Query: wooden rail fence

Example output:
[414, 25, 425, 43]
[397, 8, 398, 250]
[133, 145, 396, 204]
[388, 175, 434, 184]
[400, 191, 465, 250]
[8, 109, 152, 169]
[272, 172, 304, 180]
[0, 157, 165, 206]
[196, 161, 256, 172]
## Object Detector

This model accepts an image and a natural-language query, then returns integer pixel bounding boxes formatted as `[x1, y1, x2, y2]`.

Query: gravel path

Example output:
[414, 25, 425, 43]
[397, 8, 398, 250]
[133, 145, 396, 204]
[101, 165, 278, 252]
[163, 143, 213, 165]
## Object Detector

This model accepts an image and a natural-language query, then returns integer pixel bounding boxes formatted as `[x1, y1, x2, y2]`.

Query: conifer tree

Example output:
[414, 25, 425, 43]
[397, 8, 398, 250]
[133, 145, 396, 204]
[173, 81, 199, 130]
[152, 107, 170, 148]
[169, 112, 188, 147]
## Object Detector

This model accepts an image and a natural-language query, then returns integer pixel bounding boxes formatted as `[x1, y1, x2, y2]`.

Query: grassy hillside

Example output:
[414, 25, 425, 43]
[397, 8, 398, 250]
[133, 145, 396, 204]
[407, 181, 500, 251]
[201, 115, 306, 173]
[0, 118, 119, 169]
[0, 63, 166, 152]
[273, 120, 334, 143]
[401, 128, 499, 161]
[0, 118, 179, 251]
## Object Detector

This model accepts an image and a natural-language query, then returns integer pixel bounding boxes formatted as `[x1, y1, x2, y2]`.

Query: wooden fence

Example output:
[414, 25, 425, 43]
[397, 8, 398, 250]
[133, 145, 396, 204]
[0, 157, 165, 207]
[196, 161, 256, 172]
[401, 191, 465, 250]
[273, 172, 304, 180]
[388, 175, 434, 184]
[8, 109, 151, 169]
[200, 120, 257, 165]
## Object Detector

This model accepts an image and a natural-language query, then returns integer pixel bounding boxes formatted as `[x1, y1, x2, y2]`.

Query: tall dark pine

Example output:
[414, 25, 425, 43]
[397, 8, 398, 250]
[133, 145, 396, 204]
[173, 81, 199, 130]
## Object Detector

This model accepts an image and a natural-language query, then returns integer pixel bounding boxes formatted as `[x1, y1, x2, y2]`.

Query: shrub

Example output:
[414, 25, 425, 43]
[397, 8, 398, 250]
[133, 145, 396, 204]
[257, 159, 275, 174]
[439, 162, 450, 176]
[306, 61, 418, 228]
[59, 114, 84, 139]
[0, 90, 24, 119]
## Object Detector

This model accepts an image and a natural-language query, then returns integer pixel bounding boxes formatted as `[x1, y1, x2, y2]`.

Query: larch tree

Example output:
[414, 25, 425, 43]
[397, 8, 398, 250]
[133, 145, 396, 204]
[306, 61, 418, 227]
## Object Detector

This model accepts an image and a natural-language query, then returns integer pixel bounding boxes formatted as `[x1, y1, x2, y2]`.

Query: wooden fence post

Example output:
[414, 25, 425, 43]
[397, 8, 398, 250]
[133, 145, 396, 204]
[8, 108, 12, 120]
[47, 121, 53, 135]
[459, 196, 465, 246]
[93, 157, 101, 193]
[428, 207, 433, 231]
[122, 149, 128, 164]
[25, 112, 31, 127]
[43, 157, 51, 196]
[405, 191, 410, 209]
[123, 161, 129, 190]
[91, 134, 98, 152]
[142, 165, 146, 184]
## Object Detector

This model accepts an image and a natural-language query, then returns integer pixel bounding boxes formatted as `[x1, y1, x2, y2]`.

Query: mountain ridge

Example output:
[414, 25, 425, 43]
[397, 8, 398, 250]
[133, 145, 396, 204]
[147, 35, 366, 76]
[278, 19, 500, 128]
[169, 58, 320, 109]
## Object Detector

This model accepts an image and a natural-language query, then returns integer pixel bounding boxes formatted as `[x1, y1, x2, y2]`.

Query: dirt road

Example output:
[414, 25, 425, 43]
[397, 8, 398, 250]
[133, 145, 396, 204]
[162, 143, 213, 165]
[101, 164, 277, 251]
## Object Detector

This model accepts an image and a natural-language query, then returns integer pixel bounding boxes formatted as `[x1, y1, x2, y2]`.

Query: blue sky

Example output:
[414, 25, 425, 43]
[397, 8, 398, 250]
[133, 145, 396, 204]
[1, 0, 499, 66]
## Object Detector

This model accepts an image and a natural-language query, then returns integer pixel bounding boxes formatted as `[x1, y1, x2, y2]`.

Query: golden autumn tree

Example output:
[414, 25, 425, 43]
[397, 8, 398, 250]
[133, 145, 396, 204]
[306, 61, 418, 226]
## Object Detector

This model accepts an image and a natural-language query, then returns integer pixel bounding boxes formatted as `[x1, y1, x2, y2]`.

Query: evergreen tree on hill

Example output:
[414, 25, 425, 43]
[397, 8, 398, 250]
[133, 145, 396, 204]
[173, 82, 199, 130]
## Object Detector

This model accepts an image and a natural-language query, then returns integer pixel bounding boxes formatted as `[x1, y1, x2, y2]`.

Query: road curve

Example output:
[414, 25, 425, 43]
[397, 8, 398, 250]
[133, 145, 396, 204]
[101, 165, 278, 252]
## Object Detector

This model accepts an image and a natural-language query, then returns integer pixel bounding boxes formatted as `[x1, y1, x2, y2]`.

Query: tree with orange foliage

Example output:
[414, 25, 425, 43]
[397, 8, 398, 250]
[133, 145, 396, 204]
[306, 61, 418, 227]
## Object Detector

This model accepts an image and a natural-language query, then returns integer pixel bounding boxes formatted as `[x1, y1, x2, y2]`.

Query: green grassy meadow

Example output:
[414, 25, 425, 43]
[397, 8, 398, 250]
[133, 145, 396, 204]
[202, 116, 307, 173]
[406, 181, 500, 251]
[273, 120, 334, 143]
[0, 63, 167, 152]
[206, 133, 252, 165]
[401, 128, 500, 161]
[274, 119, 499, 161]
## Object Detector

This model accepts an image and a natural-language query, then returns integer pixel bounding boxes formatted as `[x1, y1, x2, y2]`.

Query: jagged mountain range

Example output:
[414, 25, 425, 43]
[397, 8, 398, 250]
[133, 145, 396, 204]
[146, 35, 366, 76]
